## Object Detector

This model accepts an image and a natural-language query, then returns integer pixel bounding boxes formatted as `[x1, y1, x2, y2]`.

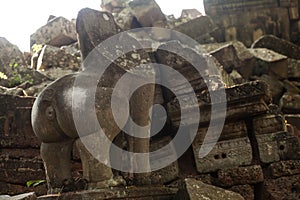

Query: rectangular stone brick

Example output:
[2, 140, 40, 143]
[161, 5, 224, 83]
[216, 165, 264, 187]
[0, 182, 47, 196]
[193, 120, 247, 144]
[0, 169, 45, 185]
[268, 160, 300, 178]
[167, 81, 270, 127]
[0, 107, 40, 148]
[253, 114, 287, 135]
[256, 132, 300, 164]
[263, 175, 300, 200]
[192, 137, 253, 173]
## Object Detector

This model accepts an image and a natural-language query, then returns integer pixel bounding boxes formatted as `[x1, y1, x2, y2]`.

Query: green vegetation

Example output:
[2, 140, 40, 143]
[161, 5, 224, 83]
[26, 180, 46, 187]
[0, 72, 7, 80]
[8, 72, 34, 87]
[32, 44, 44, 53]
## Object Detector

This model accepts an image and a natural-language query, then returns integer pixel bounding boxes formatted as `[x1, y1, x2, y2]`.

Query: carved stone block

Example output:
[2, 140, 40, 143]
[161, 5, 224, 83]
[216, 165, 264, 187]
[253, 114, 287, 135]
[193, 120, 247, 144]
[192, 137, 253, 173]
[256, 132, 300, 164]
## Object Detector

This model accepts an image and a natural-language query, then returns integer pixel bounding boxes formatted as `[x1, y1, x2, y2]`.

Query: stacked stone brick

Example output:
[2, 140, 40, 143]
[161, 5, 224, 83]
[204, 0, 300, 46]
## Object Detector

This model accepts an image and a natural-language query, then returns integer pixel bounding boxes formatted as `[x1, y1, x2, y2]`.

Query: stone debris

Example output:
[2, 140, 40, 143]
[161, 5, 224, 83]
[173, 15, 217, 44]
[252, 35, 300, 59]
[174, 178, 245, 200]
[0, 37, 26, 69]
[128, 0, 166, 27]
[30, 17, 77, 48]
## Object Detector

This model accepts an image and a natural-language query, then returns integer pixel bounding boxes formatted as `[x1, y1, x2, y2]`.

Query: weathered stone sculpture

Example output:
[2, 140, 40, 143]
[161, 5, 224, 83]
[31, 8, 155, 193]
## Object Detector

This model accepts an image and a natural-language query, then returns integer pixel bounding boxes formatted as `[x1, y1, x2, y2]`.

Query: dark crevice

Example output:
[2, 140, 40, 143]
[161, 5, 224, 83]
[245, 118, 264, 200]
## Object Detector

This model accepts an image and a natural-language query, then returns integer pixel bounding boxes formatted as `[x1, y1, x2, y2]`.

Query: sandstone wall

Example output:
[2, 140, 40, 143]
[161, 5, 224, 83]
[204, 0, 300, 46]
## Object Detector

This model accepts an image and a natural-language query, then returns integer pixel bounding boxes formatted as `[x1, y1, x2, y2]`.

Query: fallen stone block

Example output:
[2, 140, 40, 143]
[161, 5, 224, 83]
[192, 137, 253, 173]
[173, 15, 217, 44]
[249, 48, 288, 79]
[252, 35, 300, 60]
[77, 8, 120, 60]
[128, 0, 166, 27]
[216, 165, 264, 187]
[210, 41, 255, 79]
[30, 17, 77, 48]
[174, 178, 244, 200]
[253, 114, 287, 135]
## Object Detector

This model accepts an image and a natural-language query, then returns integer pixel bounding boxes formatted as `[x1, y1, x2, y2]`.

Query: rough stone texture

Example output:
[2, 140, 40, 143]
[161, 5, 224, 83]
[253, 114, 287, 135]
[30, 17, 77, 48]
[216, 165, 264, 187]
[156, 41, 232, 103]
[262, 175, 300, 200]
[174, 178, 244, 200]
[113, 7, 140, 30]
[280, 93, 300, 114]
[173, 15, 217, 44]
[37, 187, 177, 200]
[0, 159, 44, 185]
[192, 137, 253, 173]
[35, 45, 80, 71]
[128, 0, 166, 27]
[253, 75, 285, 103]
[210, 41, 255, 79]
[212, 8, 290, 47]
[0, 37, 26, 68]
[250, 48, 288, 79]
[229, 185, 255, 200]
[267, 160, 300, 178]
[288, 58, 300, 79]
[193, 120, 247, 144]
[167, 81, 271, 127]
[0, 95, 39, 148]
[0, 192, 37, 200]
[76, 8, 120, 60]
[204, 0, 278, 16]
[180, 9, 202, 19]
[256, 132, 300, 164]
[252, 35, 300, 60]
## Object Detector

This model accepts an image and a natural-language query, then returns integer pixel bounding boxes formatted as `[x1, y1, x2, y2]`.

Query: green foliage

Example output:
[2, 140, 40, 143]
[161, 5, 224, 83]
[26, 180, 45, 187]
[8, 72, 34, 87]
[32, 44, 44, 53]
[0, 71, 8, 80]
